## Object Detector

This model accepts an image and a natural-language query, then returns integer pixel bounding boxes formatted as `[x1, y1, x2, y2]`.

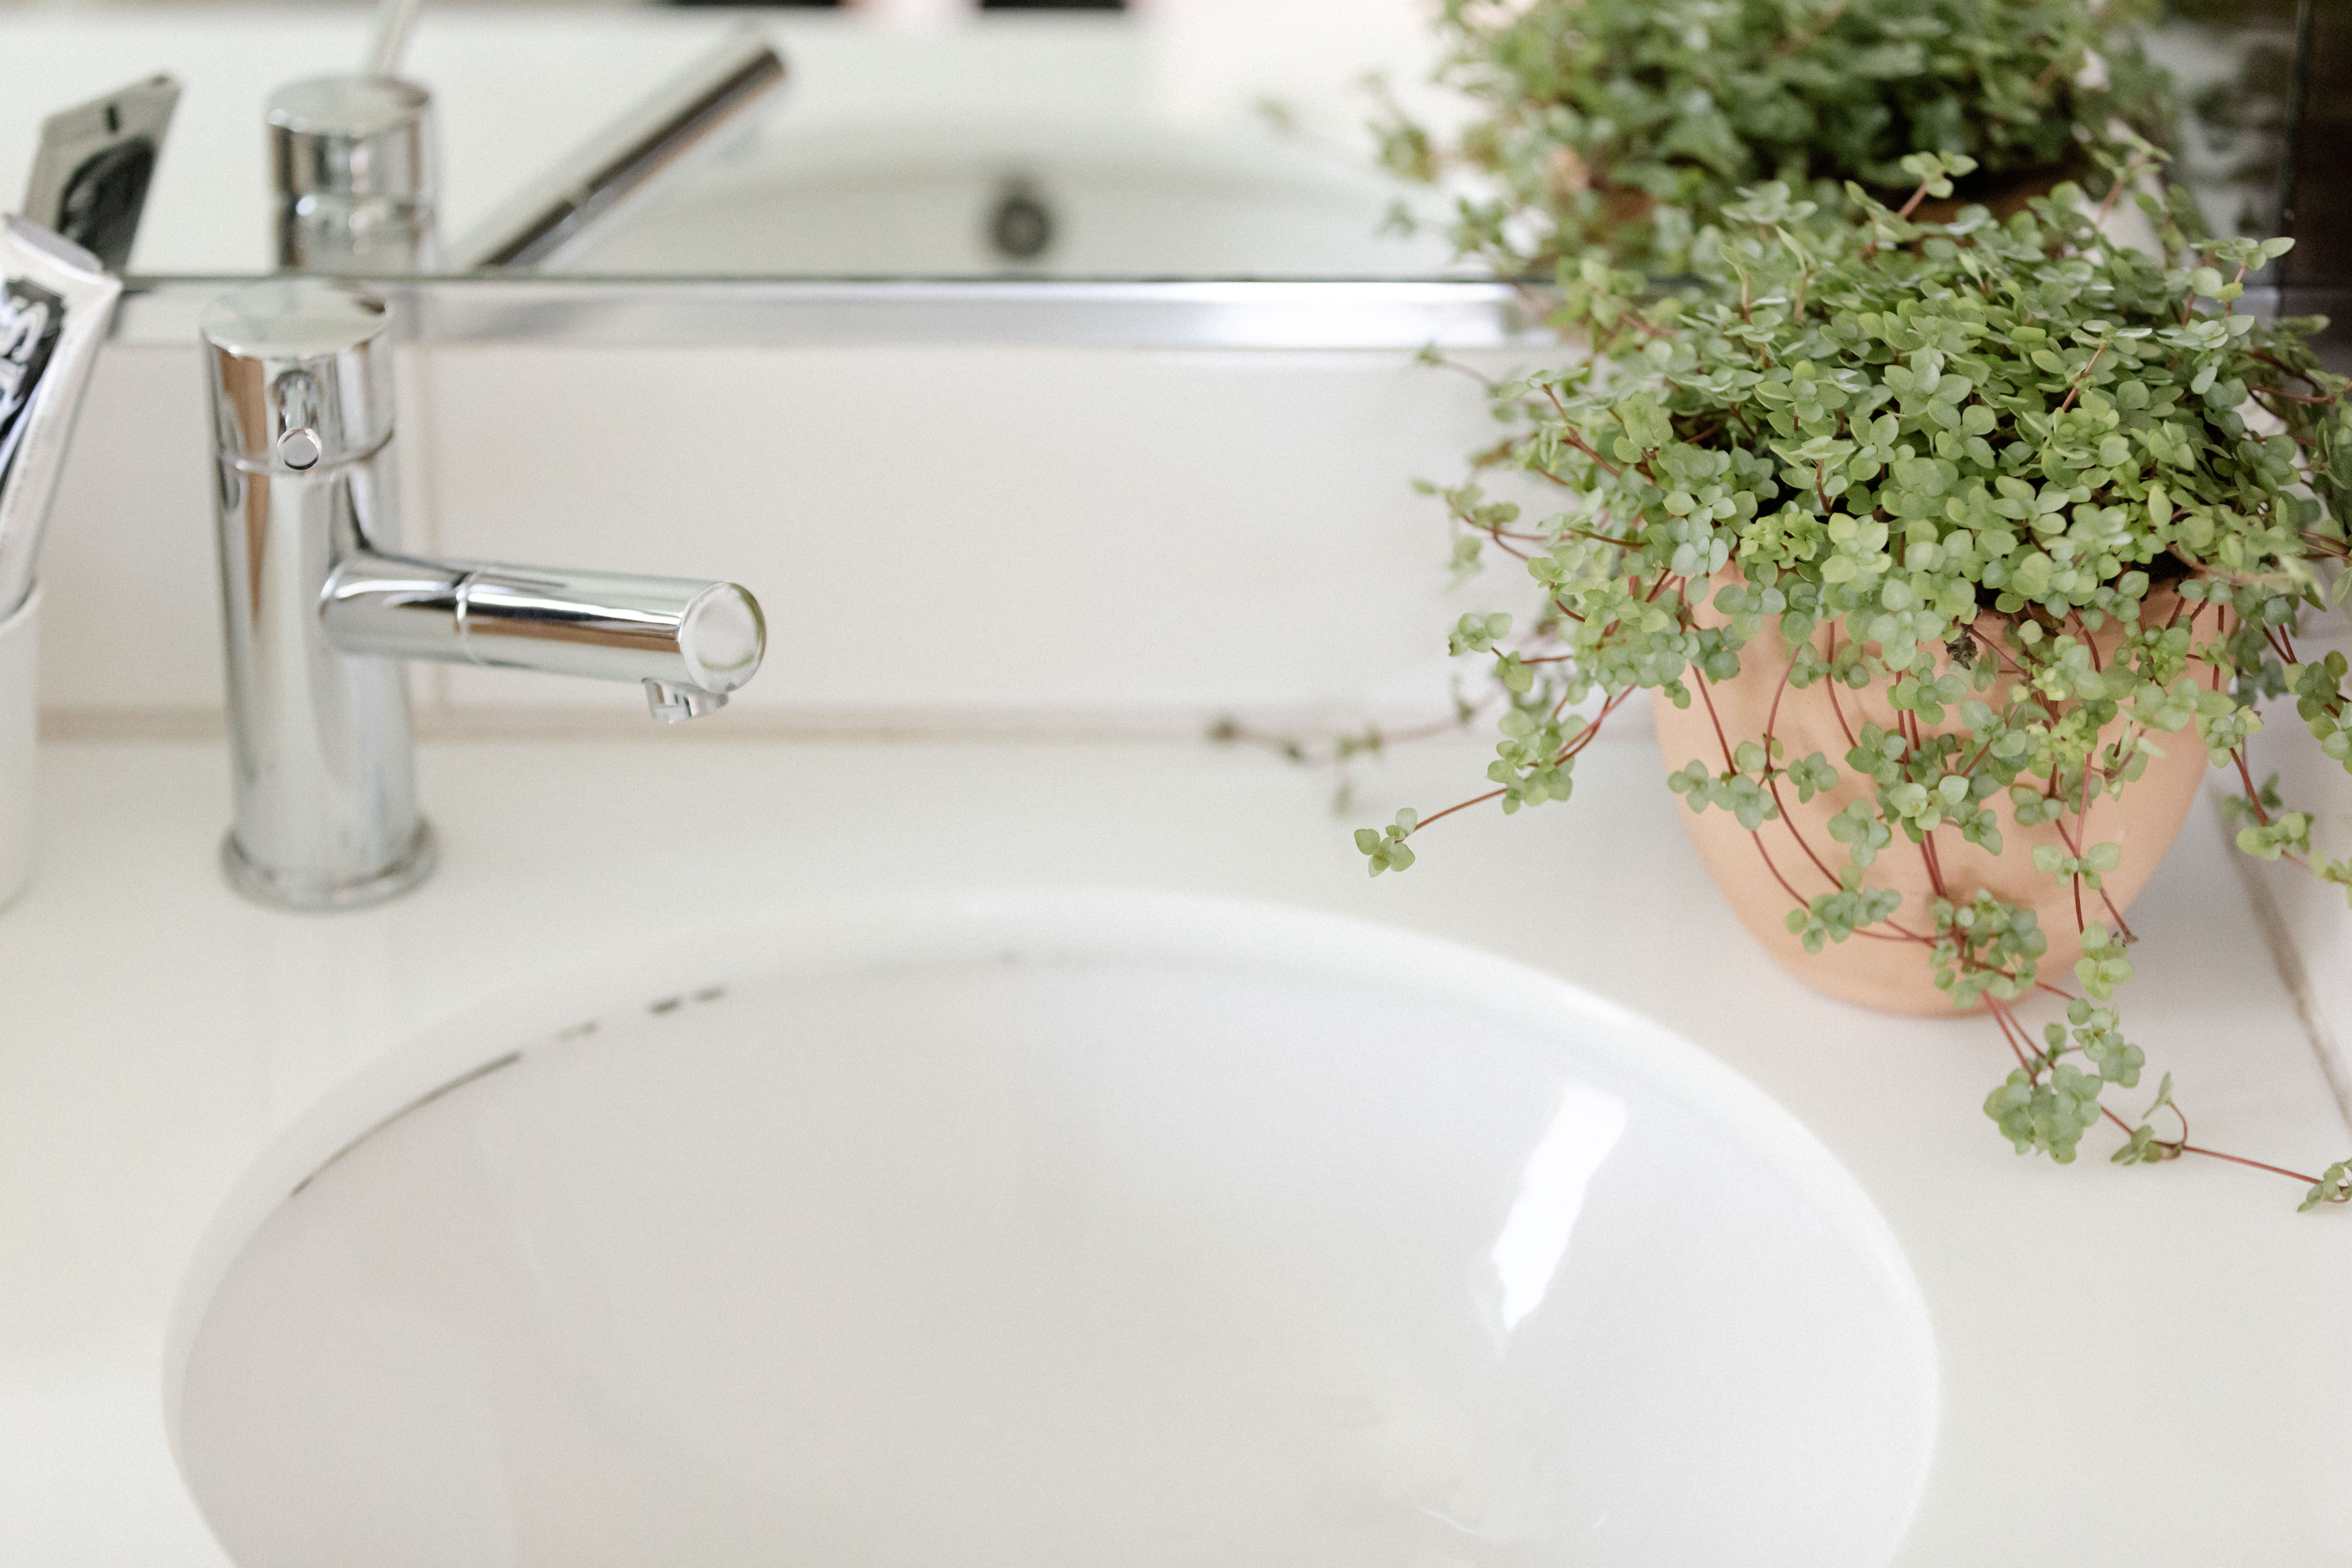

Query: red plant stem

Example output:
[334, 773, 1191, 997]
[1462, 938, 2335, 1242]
[1761, 652, 1847, 890]
[2093, 152, 2144, 225]
[1692, 668, 1738, 772]
[1745, 832, 1913, 942]
[1822, 630, 1861, 750]
[1404, 692, 1631, 841]
[1554, 696, 1627, 763]
[1985, 997, 2332, 1189]
[1427, 355, 1499, 392]
[2051, 813, 2138, 943]
[1986, 996, 2041, 1074]
[1749, 833, 1817, 910]
[1542, 389, 1623, 479]
[2233, 747, 2272, 826]
[2057, 344, 2109, 414]
[1412, 788, 1506, 831]
[1695, 654, 1935, 948]
[1920, 829, 1950, 901]
[2070, 611, 2103, 674]
[2176, 1145, 2327, 1184]
[1221, 708, 1492, 761]
[1698, 660, 1904, 925]
[1763, 644, 1796, 747]
[1964, 622, 2029, 678]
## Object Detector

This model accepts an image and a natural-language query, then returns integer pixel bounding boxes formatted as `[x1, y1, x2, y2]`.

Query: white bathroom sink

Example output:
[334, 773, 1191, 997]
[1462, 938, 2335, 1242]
[165, 891, 1936, 1567]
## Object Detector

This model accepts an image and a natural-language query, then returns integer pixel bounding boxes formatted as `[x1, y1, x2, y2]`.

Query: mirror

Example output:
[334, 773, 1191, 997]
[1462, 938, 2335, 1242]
[0, 2, 1467, 282]
[0, 0, 2301, 285]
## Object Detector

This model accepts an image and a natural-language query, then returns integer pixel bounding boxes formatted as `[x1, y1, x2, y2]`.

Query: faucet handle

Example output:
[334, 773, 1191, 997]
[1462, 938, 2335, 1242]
[272, 370, 324, 470]
[203, 280, 394, 471]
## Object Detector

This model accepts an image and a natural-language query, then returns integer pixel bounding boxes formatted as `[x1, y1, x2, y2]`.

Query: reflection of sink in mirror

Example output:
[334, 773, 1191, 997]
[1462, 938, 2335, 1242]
[168, 893, 1936, 1568]
[0, 11, 1465, 279]
[565, 118, 1457, 277]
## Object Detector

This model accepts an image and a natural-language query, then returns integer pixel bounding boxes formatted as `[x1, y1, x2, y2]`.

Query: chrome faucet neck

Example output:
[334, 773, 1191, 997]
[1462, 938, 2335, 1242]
[267, 76, 438, 275]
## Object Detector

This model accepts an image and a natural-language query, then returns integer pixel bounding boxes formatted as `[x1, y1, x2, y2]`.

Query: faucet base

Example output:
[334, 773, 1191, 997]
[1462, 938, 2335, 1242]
[219, 820, 439, 912]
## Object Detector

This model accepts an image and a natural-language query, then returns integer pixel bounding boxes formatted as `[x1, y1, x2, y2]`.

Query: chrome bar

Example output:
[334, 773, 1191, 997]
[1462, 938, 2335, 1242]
[117, 277, 1540, 349]
[449, 31, 788, 272]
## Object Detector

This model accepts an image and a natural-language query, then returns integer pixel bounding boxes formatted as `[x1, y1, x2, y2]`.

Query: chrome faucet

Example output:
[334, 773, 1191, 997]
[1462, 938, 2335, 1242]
[201, 277, 765, 911]
[268, 29, 786, 275]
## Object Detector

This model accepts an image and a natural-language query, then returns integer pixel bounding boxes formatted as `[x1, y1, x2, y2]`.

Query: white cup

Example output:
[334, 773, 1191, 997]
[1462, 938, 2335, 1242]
[0, 587, 38, 912]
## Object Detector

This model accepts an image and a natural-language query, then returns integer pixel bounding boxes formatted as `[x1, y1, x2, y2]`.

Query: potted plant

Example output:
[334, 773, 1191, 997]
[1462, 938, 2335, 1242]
[1375, 0, 2173, 276]
[1354, 153, 2352, 1209]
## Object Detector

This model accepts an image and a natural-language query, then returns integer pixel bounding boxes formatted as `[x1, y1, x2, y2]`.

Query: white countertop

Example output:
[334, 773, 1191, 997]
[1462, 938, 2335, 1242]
[3, 729, 2348, 1566]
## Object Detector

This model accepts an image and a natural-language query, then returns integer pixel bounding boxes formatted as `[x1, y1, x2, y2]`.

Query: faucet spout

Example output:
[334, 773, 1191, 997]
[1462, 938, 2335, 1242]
[644, 681, 728, 724]
[322, 552, 764, 708]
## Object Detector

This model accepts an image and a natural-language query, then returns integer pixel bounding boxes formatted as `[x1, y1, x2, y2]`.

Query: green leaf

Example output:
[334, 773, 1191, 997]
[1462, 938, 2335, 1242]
[1353, 809, 1419, 877]
[2301, 1161, 2352, 1212]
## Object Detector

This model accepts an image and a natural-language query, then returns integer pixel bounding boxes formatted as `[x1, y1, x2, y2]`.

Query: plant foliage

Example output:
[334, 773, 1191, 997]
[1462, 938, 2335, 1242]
[1351, 143, 2352, 1205]
[1378, 0, 2172, 273]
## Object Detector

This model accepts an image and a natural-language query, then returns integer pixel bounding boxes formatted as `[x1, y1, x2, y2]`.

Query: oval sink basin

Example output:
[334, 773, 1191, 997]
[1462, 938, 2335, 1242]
[167, 891, 1935, 1567]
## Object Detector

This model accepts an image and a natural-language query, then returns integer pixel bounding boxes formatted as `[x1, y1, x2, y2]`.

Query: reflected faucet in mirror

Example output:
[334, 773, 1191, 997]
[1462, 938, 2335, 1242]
[267, 27, 786, 276]
[202, 278, 767, 911]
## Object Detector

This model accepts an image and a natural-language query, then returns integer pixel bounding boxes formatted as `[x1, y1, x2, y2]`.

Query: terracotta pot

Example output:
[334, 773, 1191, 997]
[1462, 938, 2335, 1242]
[1651, 590, 2213, 1016]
